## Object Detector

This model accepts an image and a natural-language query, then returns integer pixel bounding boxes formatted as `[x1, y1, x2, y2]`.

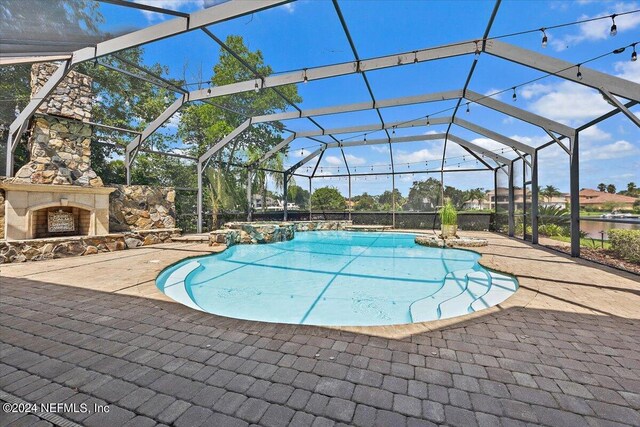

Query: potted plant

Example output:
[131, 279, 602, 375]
[439, 200, 458, 239]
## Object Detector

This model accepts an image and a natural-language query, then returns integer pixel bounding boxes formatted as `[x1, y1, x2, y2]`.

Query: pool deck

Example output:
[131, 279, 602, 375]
[1, 231, 639, 426]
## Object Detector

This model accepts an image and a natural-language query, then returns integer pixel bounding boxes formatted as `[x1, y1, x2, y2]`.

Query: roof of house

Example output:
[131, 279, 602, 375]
[578, 189, 637, 204]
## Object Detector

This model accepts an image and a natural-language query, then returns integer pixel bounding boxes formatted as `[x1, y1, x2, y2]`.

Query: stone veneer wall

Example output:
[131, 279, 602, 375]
[0, 188, 5, 238]
[109, 185, 176, 232]
[13, 63, 102, 187]
[209, 220, 352, 246]
[0, 228, 181, 263]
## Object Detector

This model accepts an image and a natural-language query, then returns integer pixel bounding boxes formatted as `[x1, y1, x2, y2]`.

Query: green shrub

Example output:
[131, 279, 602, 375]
[539, 224, 564, 236]
[608, 229, 640, 264]
[439, 201, 458, 226]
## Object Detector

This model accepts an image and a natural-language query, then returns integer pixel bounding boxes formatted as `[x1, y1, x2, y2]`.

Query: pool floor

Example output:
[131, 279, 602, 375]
[156, 231, 518, 326]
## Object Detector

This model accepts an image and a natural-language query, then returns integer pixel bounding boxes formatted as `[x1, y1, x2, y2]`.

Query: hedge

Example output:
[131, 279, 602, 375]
[608, 229, 640, 264]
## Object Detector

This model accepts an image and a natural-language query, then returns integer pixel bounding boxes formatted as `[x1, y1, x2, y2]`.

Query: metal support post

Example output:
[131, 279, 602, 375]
[392, 173, 396, 228]
[197, 162, 203, 233]
[508, 161, 515, 237]
[531, 150, 539, 244]
[283, 171, 288, 221]
[569, 133, 580, 257]
[523, 159, 527, 240]
[493, 168, 498, 230]
[247, 168, 253, 222]
[125, 150, 132, 185]
[348, 176, 352, 221]
[309, 177, 312, 220]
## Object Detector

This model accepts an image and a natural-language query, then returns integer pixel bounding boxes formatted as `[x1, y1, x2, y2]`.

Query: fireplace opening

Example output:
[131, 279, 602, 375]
[31, 206, 91, 239]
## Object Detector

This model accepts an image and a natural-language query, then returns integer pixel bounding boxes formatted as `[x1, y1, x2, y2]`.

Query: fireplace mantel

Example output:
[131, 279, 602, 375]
[1, 182, 116, 240]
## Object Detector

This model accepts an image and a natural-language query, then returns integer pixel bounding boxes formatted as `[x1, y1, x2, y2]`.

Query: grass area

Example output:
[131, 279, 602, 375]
[580, 211, 608, 217]
[547, 234, 611, 249]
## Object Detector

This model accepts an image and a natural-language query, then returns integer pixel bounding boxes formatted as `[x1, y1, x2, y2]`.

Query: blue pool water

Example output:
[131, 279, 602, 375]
[156, 231, 518, 326]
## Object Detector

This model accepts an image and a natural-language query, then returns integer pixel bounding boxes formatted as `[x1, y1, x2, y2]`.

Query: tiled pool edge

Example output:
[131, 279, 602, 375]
[156, 230, 535, 337]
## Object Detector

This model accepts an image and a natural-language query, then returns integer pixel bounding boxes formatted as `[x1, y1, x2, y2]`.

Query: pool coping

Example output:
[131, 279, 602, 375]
[154, 230, 538, 338]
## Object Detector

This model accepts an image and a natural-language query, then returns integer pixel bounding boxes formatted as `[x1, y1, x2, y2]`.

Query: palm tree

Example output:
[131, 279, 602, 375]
[204, 166, 244, 229]
[540, 185, 562, 203]
[627, 182, 637, 196]
[248, 149, 286, 212]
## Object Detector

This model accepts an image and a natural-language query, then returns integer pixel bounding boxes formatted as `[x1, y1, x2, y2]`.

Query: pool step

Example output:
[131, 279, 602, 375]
[438, 271, 491, 320]
[470, 272, 518, 312]
[409, 269, 475, 323]
[160, 261, 203, 311]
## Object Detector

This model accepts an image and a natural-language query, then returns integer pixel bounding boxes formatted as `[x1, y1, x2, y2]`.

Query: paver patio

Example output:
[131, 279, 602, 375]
[1, 232, 639, 426]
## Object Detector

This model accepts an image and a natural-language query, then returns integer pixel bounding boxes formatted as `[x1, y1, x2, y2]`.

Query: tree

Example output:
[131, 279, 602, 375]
[622, 182, 638, 197]
[405, 178, 442, 211]
[248, 149, 284, 213]
[378, 189, 405, 210]
[287, 184, 309, 209]
[178, 35, 300, 224]
[540, 185, 562, 202]
[311, 187, 345, 212]
[444, 186, 467, 210]
[607, 184, 616, 194]
[597, 183, 607, 192]
[355, 193, 379, 211]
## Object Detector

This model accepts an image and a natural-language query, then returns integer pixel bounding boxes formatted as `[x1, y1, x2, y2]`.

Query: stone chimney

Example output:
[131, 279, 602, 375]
[13, 63, 103, 187]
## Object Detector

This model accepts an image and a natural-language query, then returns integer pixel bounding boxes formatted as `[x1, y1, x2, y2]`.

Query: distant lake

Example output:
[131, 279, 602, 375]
[580, 218, 640, 239]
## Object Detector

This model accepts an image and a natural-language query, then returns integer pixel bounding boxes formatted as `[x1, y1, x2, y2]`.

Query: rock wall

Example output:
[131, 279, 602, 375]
[222, 222, 295, 244]
[209, 220, 352, 246]
[109, 185, 176, 232]
[13, 63, 102, 187]
[0, 228, 181, 263]
[294, 220, 352, 231]
[0, 188, 5, 239]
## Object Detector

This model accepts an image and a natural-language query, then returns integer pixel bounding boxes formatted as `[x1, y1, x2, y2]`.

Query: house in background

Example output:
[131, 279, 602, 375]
[569, 189, 638, 210]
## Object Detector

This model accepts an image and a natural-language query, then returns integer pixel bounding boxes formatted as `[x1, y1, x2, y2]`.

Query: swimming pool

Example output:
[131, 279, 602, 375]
[156, 231, 518, 326]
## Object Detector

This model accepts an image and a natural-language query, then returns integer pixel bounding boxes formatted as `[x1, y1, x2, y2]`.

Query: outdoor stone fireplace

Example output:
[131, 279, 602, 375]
[1, 63, 115, 241]
[0, 181, 112, 240]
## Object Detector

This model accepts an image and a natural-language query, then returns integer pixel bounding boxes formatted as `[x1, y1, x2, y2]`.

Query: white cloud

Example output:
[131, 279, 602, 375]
[520, 83, 553, 100]
[580, 125, 611, 142]
[290, 148, 311, 158]
[582, 140, 640, 160]
[133, 0, 221, 22]
[370, 145, 388, 153]
[281, 3, 296, 13]
[509, 134, 552, 148]
[527, 81, 612, 123]
[344, 154, 366, 165]
[394, 148, 441, 163]
[550, 3, 640, 50]
[325, 156, 343, 166]
[165, 111, 182, 129]
[614, 60, 640, 83]
[484, 88, 504, 100]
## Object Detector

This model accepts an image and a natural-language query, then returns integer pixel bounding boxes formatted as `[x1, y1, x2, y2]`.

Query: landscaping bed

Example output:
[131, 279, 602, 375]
[549, 245, 640, 275]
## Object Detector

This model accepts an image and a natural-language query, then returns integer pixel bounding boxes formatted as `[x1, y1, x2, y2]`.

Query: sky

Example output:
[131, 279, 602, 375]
[93, 0, 639, 197]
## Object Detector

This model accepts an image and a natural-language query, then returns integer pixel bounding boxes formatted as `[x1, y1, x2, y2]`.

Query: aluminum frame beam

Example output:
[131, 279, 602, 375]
[187, 42, 478, 103]
[198, 118, 252, 164]
[286, 132, 507, 175]
[485, 39, 640, 102]
[447, 134, 510, 165]
[464, 90, 574, 136]
[251, 90, 462, 124]
[453, 117, 535, 155]
[599, 88, 640, 128]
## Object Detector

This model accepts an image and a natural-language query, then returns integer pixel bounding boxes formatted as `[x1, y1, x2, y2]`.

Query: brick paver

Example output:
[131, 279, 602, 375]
[1, 237, 639, 426]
